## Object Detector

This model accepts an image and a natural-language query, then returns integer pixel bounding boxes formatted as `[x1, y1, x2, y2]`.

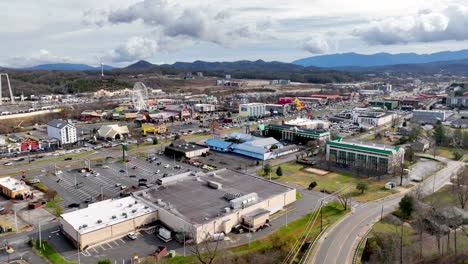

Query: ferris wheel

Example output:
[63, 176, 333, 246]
[132, 82, 149, 111]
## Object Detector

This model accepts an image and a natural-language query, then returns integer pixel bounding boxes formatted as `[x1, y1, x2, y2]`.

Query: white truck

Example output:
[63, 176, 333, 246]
[157, 227, 172, 243]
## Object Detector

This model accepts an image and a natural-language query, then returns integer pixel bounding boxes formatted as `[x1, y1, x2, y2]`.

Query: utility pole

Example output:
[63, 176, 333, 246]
[400, 222, 403, 264]
[77, 247, 81, 264]
[320, 200, 324, 232]
[38, 221, 42, 248]
[380, 204, 384, 221]
[14, 210, 17, 232]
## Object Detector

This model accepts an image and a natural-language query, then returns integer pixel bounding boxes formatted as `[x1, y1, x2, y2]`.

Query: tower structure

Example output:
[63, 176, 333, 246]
[0, 73, 14, 105]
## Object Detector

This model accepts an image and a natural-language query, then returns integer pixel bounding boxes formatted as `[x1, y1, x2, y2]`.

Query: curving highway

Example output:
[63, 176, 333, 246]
[308, 155, 465, 264]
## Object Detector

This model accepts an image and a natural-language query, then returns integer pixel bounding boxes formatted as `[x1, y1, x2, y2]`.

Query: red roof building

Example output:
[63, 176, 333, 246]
[21, 138, 40, 151]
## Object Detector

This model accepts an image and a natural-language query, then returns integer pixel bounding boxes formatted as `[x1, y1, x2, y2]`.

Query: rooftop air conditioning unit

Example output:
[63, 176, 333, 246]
[132, 209, 137, 213]
[111, 215, 116, 219]
[122, 212, 127, 216]
[97, 220, 102, 224]
[128, 204, 133, 208]
[82, 224, 88, 228]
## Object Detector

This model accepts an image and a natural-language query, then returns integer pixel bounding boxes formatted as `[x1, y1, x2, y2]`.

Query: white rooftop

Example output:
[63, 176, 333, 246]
[0, 177, 30, 192]
[285, 118, 328, 126]
[61, 196, 156, 234]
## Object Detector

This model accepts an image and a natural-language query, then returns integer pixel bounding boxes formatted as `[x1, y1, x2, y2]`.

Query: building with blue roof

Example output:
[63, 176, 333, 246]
[205, 133, 298, 160]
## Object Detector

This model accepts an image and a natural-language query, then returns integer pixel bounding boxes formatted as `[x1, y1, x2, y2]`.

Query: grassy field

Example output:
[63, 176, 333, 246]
[169, 203, 348, 264]
[423, 185, 460, 209]
[34, 240, 76, 264]
[262, 162, 396, 202]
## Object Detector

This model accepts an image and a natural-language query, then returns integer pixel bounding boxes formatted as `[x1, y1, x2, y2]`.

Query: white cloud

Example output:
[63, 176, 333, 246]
[92, 0, 272, 47]
[355, 5, 468, 45]
[106, 37, 160, 62]
[302, 37, 336, 54]
[8, 49, 74, 67]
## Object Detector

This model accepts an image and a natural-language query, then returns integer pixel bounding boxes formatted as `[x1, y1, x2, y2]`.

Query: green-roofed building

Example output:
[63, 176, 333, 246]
[368, 100, 399, 110]
[325, 138, 405, 174]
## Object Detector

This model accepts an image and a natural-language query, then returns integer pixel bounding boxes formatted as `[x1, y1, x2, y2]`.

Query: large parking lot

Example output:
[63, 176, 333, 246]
[38, 153, 201, 210]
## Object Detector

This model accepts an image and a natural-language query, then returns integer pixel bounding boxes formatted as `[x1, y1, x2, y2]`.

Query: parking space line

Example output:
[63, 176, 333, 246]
[119, 238, 126, 244]
[100, 245, 106, 251]
[92, 248, 99, 253]
[106, 242, 113, 248]
[81, 250, 91, 257]
[113, 241, 119, 246]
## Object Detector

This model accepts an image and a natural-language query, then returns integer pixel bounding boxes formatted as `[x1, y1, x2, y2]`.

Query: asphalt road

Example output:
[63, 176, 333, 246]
[308, 155, 465, 264]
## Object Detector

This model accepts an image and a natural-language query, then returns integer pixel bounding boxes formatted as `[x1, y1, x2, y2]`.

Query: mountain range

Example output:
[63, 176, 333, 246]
[3, 49, 468, 74]
[23, 63, 114, 71]
[292, 50, 468, 67]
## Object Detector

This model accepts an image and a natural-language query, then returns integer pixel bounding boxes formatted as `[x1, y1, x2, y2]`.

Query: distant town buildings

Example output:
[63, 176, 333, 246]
[194, 103, 216, 113]
[47, 119, 77, 145]
[269, 79, 291, 85]
[239, 103, 266, 118]
[446, 96, 468, 108]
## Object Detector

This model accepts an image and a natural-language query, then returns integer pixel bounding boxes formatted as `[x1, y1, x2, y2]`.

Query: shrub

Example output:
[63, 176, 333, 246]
[98, 259, 112, 264]
[276, 166, 283, 177]
[308, 181, 317, 190]
[356, 182, 368, 194]
[398, 194, 414, 219]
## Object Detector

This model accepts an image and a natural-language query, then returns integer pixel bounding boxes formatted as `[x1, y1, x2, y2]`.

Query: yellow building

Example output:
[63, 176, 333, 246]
[0, 177, 32, 199]
[141, 123, 168, 135]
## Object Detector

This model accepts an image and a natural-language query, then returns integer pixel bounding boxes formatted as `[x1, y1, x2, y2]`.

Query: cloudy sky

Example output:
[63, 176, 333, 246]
[2, 0, 468, 67]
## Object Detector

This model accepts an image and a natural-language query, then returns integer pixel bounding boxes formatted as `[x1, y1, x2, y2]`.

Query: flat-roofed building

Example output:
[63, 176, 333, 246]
[164, 139, 210, 158]
[59, 196, 157, 250]
[136, 169, 296, 243]
[326, 138, 405, 174]
[263, 124, 330, 143]
[0, 177, 32, 199]
[412, 110, 449, 125]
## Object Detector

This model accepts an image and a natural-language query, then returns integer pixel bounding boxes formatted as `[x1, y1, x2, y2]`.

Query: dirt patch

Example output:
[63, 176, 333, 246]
[304, 167, 329, 176]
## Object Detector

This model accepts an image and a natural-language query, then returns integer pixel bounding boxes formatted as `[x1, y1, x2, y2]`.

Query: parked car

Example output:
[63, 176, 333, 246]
[129, 175, 137, 178]
[127, 232, 138, 240]
[4, 162, 13, 166]
[68, 203, 80, 208]
[115, 183, 122, 187]
[64, 157, 73, 161]
[119, 169, 126, 173]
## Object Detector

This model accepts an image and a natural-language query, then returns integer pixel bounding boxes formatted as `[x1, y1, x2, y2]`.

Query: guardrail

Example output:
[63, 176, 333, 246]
[298, 224, 329, 264]
[352, 227, 372, 264]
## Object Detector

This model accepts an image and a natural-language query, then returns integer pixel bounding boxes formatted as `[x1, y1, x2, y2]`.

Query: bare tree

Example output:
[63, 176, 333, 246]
[191, 230, 221, 264]
[337, 192, 351, 211]
[454, 167, 468, 209]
